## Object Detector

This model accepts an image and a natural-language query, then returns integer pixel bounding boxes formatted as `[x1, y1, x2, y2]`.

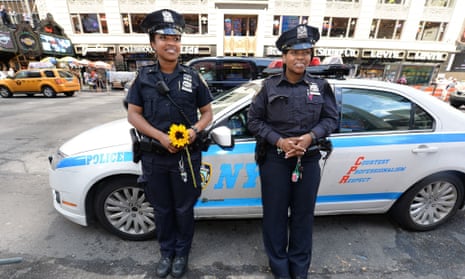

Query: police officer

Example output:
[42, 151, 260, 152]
[247, 24, 338, 279]
[126, 9, 213, 278]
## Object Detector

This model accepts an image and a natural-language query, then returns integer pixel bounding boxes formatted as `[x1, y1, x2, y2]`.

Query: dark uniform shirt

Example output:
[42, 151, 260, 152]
[248, 72, 338, 145]
[127, 62, 212, 133]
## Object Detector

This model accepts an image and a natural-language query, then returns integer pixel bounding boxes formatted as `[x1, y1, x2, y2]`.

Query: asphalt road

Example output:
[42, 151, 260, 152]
[1, 91, 465, 279]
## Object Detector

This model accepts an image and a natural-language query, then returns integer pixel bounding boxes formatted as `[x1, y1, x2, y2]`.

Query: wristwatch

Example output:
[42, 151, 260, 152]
[191, 126, 199, 134]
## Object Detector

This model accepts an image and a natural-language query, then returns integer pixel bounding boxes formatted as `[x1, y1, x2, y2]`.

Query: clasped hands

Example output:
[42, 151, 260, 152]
[159, 128, 198, 154]
[277, 133, 313, 159]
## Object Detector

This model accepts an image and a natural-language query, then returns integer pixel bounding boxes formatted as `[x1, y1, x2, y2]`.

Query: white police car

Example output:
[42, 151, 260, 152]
[49, 65, 465, 241]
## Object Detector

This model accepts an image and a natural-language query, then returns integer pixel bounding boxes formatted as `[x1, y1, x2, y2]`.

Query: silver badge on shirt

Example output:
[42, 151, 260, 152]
[181, 74, 193, 93]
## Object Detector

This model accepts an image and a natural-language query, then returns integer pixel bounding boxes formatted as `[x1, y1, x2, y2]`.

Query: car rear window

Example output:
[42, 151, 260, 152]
[223, 62, 252, 81]
[43, 70, 56, 78]
[58, 71, 74, 78]
[28, 71, 42, 78]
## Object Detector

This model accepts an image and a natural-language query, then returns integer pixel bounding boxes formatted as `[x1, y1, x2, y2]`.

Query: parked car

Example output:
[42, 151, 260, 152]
[0, 68, 80, 98]
[449, 81, 465, 108]
[186, 56, 274, 96]
[49, 65, 465, 241]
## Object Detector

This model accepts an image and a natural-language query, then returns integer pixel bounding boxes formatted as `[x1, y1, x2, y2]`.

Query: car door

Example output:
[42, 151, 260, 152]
[8, 71, 35, 93]
[195, 91, 261, 218]
[27, 71, 44, 92]
[316, 85, 436, 214]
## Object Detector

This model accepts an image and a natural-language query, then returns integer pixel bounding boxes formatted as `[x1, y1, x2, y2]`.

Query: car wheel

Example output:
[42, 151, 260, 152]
[64, 92, 75, 97]
[94, 176, 156, 241]
[389, 173, 464, 231]
[42, 86, 57, 98]
[0, 86, 12, 98]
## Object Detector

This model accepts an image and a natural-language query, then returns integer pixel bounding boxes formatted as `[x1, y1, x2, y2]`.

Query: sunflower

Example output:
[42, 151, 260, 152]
[168, 123, 189, 148]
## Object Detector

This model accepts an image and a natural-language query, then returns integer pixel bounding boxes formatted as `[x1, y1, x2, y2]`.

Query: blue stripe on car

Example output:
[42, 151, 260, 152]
[55, 133, 465, 169]
[194, 192, 402, 207]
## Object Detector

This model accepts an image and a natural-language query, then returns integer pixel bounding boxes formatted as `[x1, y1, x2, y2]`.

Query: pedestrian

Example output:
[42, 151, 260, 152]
[247, 24, 338, 279]
[7, 67, 15, 77]
[126, 9, 213, 278]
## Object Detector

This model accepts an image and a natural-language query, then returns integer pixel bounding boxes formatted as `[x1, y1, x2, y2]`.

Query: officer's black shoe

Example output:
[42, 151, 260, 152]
[155, 257, 172, 278]
[171, 256, 188, 278]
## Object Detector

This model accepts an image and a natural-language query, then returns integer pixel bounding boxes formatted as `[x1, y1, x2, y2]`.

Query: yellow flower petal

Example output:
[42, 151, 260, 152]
[168, 124, 189, 148]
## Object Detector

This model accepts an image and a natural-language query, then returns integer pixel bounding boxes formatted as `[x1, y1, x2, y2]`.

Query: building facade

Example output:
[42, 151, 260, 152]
[2, 0, 465, 82]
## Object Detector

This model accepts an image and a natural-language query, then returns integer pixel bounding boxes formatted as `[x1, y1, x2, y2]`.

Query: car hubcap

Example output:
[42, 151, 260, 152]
[410, 181, 458, 226]
[104, 187, 155, 235]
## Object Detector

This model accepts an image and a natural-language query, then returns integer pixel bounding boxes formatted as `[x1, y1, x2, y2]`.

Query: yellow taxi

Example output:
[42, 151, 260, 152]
[0, 68, 81, 98]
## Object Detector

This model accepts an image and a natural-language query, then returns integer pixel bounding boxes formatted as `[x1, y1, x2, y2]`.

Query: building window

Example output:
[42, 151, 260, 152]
[71, 13, 108, 34]
[416, 21, 447, 41]
[425, 0, 451, 7]
[322, 17, 357, 38]
[370, 19, 404, 39]
[119, 13, 146, 33]
[225, 15, 258, 36]
[120, 13, 208, 34]
[378, 0, 407, 4]
[184, 14, 209, 34]
[326, 0, 359, 2]
[272, 15, 308, 36]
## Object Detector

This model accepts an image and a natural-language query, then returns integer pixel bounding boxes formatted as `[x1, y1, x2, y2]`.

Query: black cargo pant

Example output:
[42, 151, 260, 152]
[259, 147, 321, 278]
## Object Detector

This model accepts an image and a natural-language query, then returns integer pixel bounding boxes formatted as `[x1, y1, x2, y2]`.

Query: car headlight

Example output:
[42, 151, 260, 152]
[49, 149, 67, 170]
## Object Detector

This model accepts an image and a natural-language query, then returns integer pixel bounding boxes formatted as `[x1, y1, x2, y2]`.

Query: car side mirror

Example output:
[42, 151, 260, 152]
[210, 126, 234, 149]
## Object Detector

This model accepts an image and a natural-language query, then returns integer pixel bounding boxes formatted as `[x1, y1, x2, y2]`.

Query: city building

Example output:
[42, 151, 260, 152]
[1, 0, 465, 83]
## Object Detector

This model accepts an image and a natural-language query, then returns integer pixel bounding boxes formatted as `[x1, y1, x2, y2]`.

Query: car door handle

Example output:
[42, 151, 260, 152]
[411, 145, 439, 154]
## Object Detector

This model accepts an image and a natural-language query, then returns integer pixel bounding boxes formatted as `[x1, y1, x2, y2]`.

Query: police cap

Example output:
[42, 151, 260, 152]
[141, 9, 185, 35]
[276, 24, 320, 51]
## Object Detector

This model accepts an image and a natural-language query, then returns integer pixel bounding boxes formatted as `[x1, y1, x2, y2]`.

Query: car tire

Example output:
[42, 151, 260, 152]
[42, 86, 57, 98]
[94, 175, 157, 241]
[64, 92, 75, 97]
[0, 86, 12, 98]
[389, 173, 464, 231]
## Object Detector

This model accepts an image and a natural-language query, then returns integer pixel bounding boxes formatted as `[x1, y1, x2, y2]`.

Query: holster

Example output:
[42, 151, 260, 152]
[129, 128, 142, 163]
[254, 136, 268, 165]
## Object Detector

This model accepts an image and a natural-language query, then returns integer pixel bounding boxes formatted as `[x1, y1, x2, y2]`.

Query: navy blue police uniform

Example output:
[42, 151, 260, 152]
[247, 24, 338, 279]
[126, 8, 213, 278]
[127, 61, 211, 258]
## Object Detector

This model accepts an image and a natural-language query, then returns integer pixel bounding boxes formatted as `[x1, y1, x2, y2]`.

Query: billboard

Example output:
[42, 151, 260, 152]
[0, 31, 17, 52]
[39, 33, 74, 56]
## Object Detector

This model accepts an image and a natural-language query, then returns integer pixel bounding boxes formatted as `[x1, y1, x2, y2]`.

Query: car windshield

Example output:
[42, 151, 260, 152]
[211, 80, 263, 115]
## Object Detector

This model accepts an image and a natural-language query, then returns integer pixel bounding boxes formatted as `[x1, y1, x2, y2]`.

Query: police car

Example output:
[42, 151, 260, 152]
[49, 65, 465, 241]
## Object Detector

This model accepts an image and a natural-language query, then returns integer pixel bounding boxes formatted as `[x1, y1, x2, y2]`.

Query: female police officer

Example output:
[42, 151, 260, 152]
[126, 9, 213, 278]
[247, 24, 338, 279]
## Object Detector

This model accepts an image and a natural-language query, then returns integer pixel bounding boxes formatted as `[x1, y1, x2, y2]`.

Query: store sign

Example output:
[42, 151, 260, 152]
[18, 32, 38, 50]
[0, 31, 16, 51]
[362, 49, 405, 59]
[119, 45, 154, 55]
[181, 45, 200, 54]
[265, 46, 282, 56]
[39, 33, 74, 56]
[119, 45, 203, 55]
[315, 48, 359, 58]
[406, 51, 447, 61]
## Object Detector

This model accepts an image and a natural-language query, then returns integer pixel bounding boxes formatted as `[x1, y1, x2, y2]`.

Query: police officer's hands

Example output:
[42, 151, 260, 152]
[160, 133, 181, 153]
[188, 128, 197, 145]
[277, 136, 309, 159]
[159, 129, 197, 153]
